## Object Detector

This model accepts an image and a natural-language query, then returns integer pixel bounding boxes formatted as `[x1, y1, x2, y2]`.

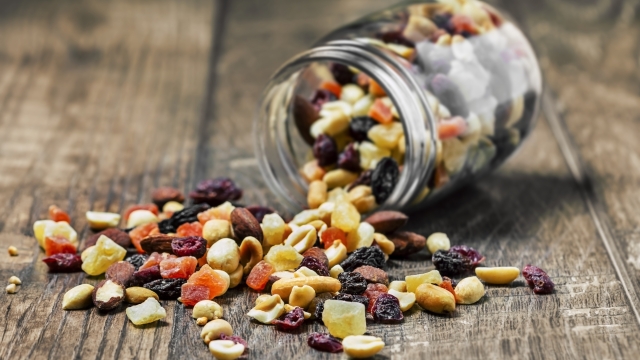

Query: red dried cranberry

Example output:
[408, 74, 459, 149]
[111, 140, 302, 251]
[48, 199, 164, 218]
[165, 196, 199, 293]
[130, 265, 162, 287]
[337, 272, 368, 295]
[449, 245, 485, 266]
[313, 134, 338, 167]
[348, 116, 377, 142]
[371, 157, 399, 204]
[337, 143, 361, 172]
[310, 89, 337, 112]
[372, 293, 403, 323]
[522, 264, 555, 295]
[171, 236, 207, 258]
[189, 178, 242, 206]
[346, 170, 372, 191]
[329, 63, 354, 85]
[363, 283, 388, 313]
[273, 306, 305, 331]
[298, 256, 330, 277]
[42, 253, 82, 272]
[307, 332, 343, 353]
[219, 334, 248, 353]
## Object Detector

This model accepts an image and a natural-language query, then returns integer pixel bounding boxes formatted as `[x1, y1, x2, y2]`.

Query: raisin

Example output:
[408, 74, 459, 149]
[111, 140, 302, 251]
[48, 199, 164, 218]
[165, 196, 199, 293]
[219, 334, 248, 352]
[42, 253, 82, 273]
[143, 278, 186, 300]
[245, 205, 276, 223]
[337, 272, 368, 295]
[298, 256, 330, 277]
[333, 293, 370, 309]
[189, 178, 243, 207]
[310, 89, 337, 112]
[130, 265, 162, 287]
[371, 157, 399, 204]
[172, 236, 207, 258]
[372, 293, 403, 323]
[346, 170, 372, 191]
[363, 283, 388, 313]
[348, 116, 377, 142]
[432, 250, 472, 277]
[340, 246, 386, 272]
[307, 332, 343, 353]
[314, 300, 325, 323]
[329, 63, 354, 85]
[449, 245, 485, 266]
[158, 203, 210, 234]
[522, 264, 555, 295]
[273, 306, 305, 331]
[337, 143, 361, 172]
[126, 254, 149, 271]
[313, 134, 338, 167]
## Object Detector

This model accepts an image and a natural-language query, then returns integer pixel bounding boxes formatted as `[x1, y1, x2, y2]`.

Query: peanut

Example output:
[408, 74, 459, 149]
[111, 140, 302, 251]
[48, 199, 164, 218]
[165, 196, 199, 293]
[388, 289, 416, 311]
[294, 267, 319, 278]
[346, 222, 375, 252]
[289, 285, 316, 309]
[300, 160, 326, 183]
[207, 238, 240, 274]
[8, 276, 21, 285]
[271, 276, 341, 301]
[342, 335, 385, 359]
[415, 283, 455, 314]
[324, 240, 348, 268]
[203, 219, 231, 246]
[388, 280, 407, 292]
[62, 284, 95, 310]
[284, 224, 317, 254]
[322, 169, 359, 189]
[6, 284, 17, 294]
[196, 317, 208, 326]
[126, 210, 159, 228]
[373, 233, 395, 255]
[307, 180, 328, 209]
[329, 265, 344, 279]
[475, 266, 520, 285]
[426, 232, 450, 254]
[86, 211, 121, 230]
[247, 294, 285, 323]
[454, 276, 485, 304]
[347, 185, 377, 214]
[239, 236, 263, 275]
[7, 246, 18, 256]
[162, 201, 184, 213]
[193, 300, 223, 321]
[201, 319, 233, 344]
[208, 340, 245, 360]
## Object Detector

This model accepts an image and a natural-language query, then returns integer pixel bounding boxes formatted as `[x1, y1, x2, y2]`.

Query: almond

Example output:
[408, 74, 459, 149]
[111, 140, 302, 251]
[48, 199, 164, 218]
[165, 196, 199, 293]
[151, 187, 185, 208]
[353, 265, 389, 286]
[92, 279, 125, 311]
[84, 228, 131, 251]
[230, 208, 263, 244]
[363, 211, 408, 233]
[389, 231, 426, 256]
[140, 234, 177, 254]
[105, 261, 136, 287]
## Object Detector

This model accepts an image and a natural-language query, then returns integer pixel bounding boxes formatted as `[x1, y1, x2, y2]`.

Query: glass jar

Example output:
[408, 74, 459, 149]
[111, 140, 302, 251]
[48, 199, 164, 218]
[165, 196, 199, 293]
[255, 0, 542, 214]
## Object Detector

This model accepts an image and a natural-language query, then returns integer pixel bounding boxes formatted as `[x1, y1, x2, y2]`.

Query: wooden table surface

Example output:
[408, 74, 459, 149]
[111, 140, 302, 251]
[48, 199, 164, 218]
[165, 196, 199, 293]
[1, 0, 639, 359]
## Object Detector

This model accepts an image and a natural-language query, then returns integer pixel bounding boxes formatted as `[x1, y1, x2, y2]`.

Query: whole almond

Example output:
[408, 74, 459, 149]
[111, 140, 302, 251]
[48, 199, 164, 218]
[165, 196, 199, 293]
[140, 234, 177, 254]
[364, 211, 408, 233]
[230, 208, 263, 244]
[125, 287, 160, 304]
[92, 279, 125, 311]
[151, 187, 185, 208]
[389, 231, 426, 256]
[293, 95, 319, 146]
[353, 265, 389, 286]
[106, 261, 136, 287]
[302, 247, 329, 268]
[84, 228, 131, 251]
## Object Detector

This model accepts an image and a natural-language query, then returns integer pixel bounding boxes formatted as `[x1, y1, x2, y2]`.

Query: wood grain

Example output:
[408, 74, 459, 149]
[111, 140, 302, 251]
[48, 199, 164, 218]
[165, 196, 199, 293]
[0, 0, 639, 359]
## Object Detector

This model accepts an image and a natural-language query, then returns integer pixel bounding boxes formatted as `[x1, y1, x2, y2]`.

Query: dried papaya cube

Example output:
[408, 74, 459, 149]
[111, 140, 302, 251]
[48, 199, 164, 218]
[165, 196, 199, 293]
[187, 264, 228, 298]
[44, 236, 77, 256]
[197, 202, 235, 224]
[130, 223, 160, 254]
[159, 256, 197, 279]
[321, 227, 347, 249]
[176, 222, 203, 237]
[140, 252, 176, 270]
[48, 205, 71, 223]
[246, 260, 275, 291]
[180, 284, 211, 307]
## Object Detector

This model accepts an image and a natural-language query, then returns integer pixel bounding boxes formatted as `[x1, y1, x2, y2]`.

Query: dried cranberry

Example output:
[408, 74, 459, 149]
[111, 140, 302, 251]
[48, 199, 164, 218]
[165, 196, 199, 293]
[432, 250, 472, 277]
[341, 246, 386, 272]
[245, 205, 276, 223]
[337, 272, 368, 295]
[273, 306, 305, 331]
[313, 134, 338, 167]
[337, 143, 361, 172]
[298, 256, 330, 277]
[522, 264, 555, 295]
[348, 116, 377, 142]
[219, 334, 248, 352]
[333, 293, 370, 309]
[126, 254, 149, 271]
[171, 236, 207, 258]
[346, 170, 372, 191]
[329, 63, 354, 85]
[158, 203, 210, 233]
[189, 178, 242, 206]
[449, 245, 485, 266]
[42, 253, 82, 273]
[310, 89, 337, 112]
[143, 278, 186, 299]
[307, 332, 343, 353]
[363, 283, 388, 313]
[371, 157, 399, 204]
[130, 265, 162, 287]
[372, 293, 403, 323]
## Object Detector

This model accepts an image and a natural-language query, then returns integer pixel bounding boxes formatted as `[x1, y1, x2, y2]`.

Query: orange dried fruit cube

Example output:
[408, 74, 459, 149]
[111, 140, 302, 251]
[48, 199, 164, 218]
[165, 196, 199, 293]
[180, 284, 211, 307]
[123, 204, 159, 221]
[187, 264, 228, 298]
[140, 252, 176, 270]
[368, 79, 386, 97]
[176, 222, 203, 237]
[159, 256, 197, 279]
[48, 205, 71, 223]
[196, 202, 235, 224]
[437, 116, 467, 140]
[319, 81, 342, 98]
[368, 98, 394, 124]
[44, 236, 77, 256]
[246, 260, 275, 291]
[321, 227, 347, 249]
[130, 223, 160, 254]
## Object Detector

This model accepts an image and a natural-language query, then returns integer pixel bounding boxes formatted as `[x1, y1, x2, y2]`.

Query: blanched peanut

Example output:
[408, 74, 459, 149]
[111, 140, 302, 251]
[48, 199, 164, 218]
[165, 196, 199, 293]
[209, 340, 245, 360]
[306, 220, 326, 233]
[342, 335, 385, 358]
[454, 276, 485, 304]
[341, 84, 365, 104]
[227, 264, 243, 289]
[271, 271, 295, 280]
[475, 267, 520, 285]
[329, 265, 344, 279]
[126, 210, 159, 228]
[201, 319, 233, 344]
[323, 169, 359, 189]
[62, 284, 94, 310]
[388, 280, 407, 292]
[373, 233, 395, 255]
[162, 201, 184, 213]
[289, 285, 316, 309]
[247, 294, 285, 323]
[207, 238, 240, 273]
[284, 224, 316, 254]
[415, 283, 455, 314]
[271, 277, 341, 301]
[6, 284, 17, 294]
[300, 160, 326, 183]
[347, 185, 377, 214]
[192, 300, 223, 321]
[325, 240, 347, 268]
[307, 180, 328, 209]
[203, 219, 231, 246]
[358, 141, 391, 170]
[290, 209, 324, 226]
[426, 232, 450, 254]
[239, 236, 263, 275]
[388, 289, 416, 312]
[346, 222, 375, 252]
[86, 211, 121, 230]
[294, 267, 319, 278]
[8, 276, 21, 285]
[310, 112, 350, 139]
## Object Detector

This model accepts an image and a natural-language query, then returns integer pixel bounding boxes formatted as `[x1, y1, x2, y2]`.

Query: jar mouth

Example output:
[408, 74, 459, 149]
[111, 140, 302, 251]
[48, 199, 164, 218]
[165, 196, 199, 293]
[254, 39, 438, 213]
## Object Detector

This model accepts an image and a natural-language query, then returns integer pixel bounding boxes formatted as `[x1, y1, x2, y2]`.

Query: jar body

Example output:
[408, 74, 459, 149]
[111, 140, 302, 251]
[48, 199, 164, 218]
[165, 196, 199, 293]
[255, 0, 542, 213]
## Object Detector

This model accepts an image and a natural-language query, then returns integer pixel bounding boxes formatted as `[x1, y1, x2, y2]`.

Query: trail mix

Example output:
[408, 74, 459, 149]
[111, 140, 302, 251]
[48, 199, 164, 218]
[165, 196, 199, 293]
[9, 176, 555, 359]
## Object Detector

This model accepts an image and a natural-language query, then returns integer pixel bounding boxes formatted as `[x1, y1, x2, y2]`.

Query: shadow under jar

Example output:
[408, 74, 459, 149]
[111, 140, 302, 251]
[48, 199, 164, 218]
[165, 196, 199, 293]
[255, 0, 542, 214]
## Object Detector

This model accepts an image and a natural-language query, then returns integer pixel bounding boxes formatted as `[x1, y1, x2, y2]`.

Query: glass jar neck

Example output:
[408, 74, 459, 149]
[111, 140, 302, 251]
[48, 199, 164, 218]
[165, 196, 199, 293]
[254, 40, 438, 213]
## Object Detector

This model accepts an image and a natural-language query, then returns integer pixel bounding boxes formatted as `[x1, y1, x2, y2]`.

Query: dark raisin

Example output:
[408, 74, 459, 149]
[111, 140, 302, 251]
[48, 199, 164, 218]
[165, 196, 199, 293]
[522, 264, 555, 295]
[298, 256, 330, 277]
[158, 203, 210, 233]
[310, 89, 337, 112]
[307, 332, 343, 353]
[372, 293, 403, 323]
[337, 143, 361, 172]
[42, 253, 82, 273]
[189, 177, 243, 207]
[245, 205, 276, 223]
[171, 236, 207, 258]
[346, 170, 372, 191]
[432, 250, 472, 277]
[449, 245, 485, 266]
[337, 272, 368, 295]
[371, 157, 399, 204]
[130, 265, 162, 287]
[125, 254, 149, 271]
[333, 293, 370, 309]
[313, 134, 338, 167]
[273, 306, 305, 331]
[329, 63, 354, 85]
[340, 246, 386, 272]
[348, 116, 377, 142]
[219, 334, 248, 354]
[363, 283, 388, 313]
[314, 300, 325, 323]
[143, 278, 186, 300]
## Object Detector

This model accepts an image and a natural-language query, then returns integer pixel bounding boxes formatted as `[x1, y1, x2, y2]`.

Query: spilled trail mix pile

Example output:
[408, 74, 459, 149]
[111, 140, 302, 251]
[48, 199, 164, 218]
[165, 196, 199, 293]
[6, 176, 554, 359]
